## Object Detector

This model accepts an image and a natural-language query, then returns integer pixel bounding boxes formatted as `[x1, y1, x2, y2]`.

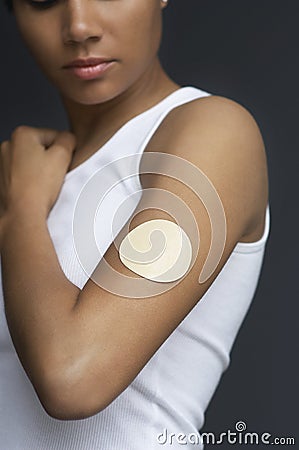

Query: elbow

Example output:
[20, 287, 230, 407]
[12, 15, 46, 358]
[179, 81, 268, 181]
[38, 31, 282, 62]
[35, 368, 115, 420]
[39, 392, 96, 421]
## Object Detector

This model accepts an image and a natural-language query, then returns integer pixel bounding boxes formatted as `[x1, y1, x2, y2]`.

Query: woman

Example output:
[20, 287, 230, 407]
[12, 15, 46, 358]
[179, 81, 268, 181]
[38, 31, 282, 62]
[0, 0, 270, 449]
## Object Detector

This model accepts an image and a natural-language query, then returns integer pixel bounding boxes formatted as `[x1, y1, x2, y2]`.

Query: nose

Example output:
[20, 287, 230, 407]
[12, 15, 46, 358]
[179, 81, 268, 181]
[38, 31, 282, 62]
[62, 0, 103, 45]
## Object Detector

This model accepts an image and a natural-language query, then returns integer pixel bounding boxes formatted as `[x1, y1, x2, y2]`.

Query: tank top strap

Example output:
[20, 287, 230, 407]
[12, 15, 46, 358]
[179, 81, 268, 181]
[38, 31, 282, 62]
[108, 86, 212, 192]
[64, 86, 212, 184]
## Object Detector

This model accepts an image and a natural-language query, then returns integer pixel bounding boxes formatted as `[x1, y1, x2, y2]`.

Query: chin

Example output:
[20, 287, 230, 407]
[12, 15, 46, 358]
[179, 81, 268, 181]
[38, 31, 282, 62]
[57, 76, 128, 105]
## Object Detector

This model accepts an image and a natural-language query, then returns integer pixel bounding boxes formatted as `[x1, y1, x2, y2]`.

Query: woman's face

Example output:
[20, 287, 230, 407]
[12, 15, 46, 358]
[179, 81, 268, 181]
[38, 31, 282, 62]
[12, 0, 166, 104]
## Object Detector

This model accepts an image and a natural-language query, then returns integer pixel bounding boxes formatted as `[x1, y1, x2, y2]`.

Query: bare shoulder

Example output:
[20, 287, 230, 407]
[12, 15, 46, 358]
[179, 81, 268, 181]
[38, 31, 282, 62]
[145, 94, 269, 241]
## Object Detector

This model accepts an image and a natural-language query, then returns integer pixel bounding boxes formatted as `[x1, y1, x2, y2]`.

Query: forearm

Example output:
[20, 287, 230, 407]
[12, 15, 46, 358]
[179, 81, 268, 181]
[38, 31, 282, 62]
[1, 203, 80, 384]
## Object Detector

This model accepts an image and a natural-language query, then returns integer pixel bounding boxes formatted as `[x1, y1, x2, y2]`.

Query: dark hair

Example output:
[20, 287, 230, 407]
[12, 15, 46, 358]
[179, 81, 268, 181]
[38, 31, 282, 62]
[3, 0, 13, 12]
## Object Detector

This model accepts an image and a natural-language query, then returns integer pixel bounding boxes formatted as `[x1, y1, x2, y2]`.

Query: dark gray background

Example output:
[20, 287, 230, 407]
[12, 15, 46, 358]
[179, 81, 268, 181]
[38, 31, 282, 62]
[0, 0, 297, 447]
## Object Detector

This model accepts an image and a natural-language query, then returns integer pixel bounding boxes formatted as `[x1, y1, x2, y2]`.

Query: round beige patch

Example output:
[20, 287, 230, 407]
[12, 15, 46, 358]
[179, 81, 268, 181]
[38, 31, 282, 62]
[119, 219, 192, 283]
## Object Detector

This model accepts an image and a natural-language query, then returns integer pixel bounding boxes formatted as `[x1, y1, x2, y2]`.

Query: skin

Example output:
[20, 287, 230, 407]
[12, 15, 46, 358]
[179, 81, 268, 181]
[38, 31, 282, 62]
[2, 0, 179, 219]
[0, 0, 269, 421]
[12, 0, 179, 166]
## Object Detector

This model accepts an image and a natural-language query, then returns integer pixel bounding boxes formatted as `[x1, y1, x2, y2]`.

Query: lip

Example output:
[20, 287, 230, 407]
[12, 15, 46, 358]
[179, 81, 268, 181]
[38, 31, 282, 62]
[63, 59, 116, 80]
[63, 57, 114, 68]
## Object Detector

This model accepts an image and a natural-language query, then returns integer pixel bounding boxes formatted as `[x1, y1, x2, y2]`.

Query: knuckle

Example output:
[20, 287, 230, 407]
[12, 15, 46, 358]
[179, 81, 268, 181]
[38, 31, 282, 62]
[12, 125, 31, 138]
[0, 140, 9, 149]
[0, 141, 10, 155]
[53, 144, 69, 156]
[60, 130, 76, 142]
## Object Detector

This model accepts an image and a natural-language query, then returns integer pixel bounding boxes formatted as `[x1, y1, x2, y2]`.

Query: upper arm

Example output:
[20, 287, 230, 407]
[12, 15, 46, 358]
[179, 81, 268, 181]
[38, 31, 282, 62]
[44, 95, 268, 420]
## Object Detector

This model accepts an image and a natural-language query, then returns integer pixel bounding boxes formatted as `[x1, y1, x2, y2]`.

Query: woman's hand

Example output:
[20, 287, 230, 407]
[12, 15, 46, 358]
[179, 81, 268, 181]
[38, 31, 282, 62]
[0, 126, 76, 222]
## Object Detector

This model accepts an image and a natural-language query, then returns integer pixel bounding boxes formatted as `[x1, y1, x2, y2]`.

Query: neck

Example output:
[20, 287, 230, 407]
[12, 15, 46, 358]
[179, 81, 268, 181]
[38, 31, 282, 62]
[60, 58, 180, 153]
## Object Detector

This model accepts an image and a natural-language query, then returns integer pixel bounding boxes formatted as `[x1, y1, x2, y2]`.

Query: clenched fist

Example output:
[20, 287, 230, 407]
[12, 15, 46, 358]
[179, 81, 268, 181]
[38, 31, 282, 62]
[0, 126, 76, 220]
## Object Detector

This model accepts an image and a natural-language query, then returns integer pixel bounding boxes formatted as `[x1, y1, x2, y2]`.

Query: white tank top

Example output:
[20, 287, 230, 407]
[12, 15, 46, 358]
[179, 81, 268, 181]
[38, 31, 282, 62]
[0, 86, 271, 449]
